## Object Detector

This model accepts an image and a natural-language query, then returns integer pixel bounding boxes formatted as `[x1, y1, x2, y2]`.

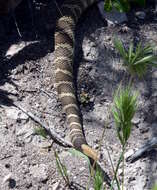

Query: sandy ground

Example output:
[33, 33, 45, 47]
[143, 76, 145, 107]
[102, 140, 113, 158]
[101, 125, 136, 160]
[0, 1, 157, 189]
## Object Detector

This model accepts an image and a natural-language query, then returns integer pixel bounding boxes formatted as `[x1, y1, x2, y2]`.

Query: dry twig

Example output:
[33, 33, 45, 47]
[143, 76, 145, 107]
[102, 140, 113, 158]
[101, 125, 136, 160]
[13, 102, 73, 148]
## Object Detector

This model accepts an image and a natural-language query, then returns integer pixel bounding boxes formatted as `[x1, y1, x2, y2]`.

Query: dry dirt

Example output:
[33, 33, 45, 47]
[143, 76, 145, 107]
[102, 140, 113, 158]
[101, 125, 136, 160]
[0, 1, 157, 190]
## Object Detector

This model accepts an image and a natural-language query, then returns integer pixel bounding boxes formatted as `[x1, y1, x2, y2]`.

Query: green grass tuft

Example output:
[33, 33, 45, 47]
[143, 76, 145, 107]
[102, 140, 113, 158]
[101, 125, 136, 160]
[112, 86, 138, 146]
[114, 39, 157, 78]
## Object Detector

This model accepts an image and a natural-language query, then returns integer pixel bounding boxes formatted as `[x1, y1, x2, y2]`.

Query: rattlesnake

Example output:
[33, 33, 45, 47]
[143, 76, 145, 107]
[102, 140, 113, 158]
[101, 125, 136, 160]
[1, 0, 157, 166]
[0, 0, 98, 162]
[54, 0, 98, 161]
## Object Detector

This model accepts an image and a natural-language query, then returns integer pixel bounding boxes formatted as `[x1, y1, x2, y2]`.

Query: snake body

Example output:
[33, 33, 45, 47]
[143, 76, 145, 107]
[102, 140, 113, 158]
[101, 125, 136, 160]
[54, 0, 98, 160]
[0, 0, 98, 161]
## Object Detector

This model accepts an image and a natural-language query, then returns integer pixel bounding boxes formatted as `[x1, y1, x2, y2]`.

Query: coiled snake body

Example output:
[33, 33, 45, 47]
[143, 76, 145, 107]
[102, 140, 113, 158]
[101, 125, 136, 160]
[54, 0, 98, 161]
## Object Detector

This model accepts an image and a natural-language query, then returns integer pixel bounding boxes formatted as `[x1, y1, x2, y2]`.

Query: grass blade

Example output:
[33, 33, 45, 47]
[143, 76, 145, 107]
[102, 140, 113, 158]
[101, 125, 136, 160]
[35, 127, 48, 139]
[128, 43, 133, 63]
[54, 150, 70, 185]
[114, 38, 127, 60]
[134, 55, 156, 65]
[104, 0, 112, 11]
[68, 148, 91, 167]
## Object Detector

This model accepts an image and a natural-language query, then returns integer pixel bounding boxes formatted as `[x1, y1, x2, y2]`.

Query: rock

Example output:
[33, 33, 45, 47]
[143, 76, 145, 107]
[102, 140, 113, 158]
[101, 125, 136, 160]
[5, 41, 39, 59]
[124, 149, 134, 160]
[52, 181, 60, 190]
[2, 173, 16, 188]
[133, 175, 146, 190]
[135, 11, 146, 20]
[16, 124, 34, 142]
[79, 167, 85, 172]
[5, 107, 28, 121]
[30, 164, 48, 182]
[132, 116, 141, 125]
[18, 112, 29, 120]
[139, 127, 149, 134]
[92, 103, 109, 122]
[38, 141, 52, 149]
[152, 123, 157, 137]
[154, 109, 157, 117]
[152, 69, 157, 79]
[93, 144, 99, 149]
[97, 2, 128, 26]
[5, 163, 11, 169]
[5, 107, 19, 120]
[83, 40, 98, 60]
[118, 168, 123, 176]
[120, 26, 129, 33]
[2, 173, 12, 184]
[139, 122, 149, 134]
[9, 178, 16, 188]
[128, 176, 136, 183]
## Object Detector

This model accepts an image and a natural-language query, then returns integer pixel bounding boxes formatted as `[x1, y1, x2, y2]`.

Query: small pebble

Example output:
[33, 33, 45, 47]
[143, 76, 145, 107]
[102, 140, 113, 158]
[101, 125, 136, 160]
[79, 167, 85, 172]
[139, 127, 149, 134]
[52, 181, 60, 190]
[2, 173, 12, 184]
[135, 11, 146, 20]
[128, 176, 136, 183]
[5, 163, 11, 168]
[124, 149, 134, 160]
[120, 26, 129, 33]
[132, 117, 141, 125]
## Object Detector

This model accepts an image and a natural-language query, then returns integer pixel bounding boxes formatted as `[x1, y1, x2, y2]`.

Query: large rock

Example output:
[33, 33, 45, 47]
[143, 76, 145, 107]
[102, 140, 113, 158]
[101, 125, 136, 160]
[97, 2, 128, 26]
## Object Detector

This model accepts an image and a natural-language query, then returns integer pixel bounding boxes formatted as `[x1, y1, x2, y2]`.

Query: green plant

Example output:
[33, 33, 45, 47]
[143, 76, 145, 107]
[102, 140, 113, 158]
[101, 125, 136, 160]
[34, 126, 48, 139]
[94, 166, 104, 190]
[68, 148, 94, 190]
[152, 184, 157, 190]
[54, 150, 70, 187]
[111, 38, 156, 189]
[80, 91, 91, 106]
[104, 0, 130, 12]
[104, 0, 145, 12]
[112, 86, 138, 146]
[110, 86, 138, 190]
[114, 39, 157, 78]
[69, 149, 106, 190]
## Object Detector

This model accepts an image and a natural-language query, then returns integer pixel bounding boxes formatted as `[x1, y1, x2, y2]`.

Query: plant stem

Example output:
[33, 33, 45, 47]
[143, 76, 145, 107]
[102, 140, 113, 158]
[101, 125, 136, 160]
[128, 75, 133, 87]
[53, 147, 70, 187]
[122, 146, 125, 190]
[110, 147, 126, 190]
[105, 144, 120, 190]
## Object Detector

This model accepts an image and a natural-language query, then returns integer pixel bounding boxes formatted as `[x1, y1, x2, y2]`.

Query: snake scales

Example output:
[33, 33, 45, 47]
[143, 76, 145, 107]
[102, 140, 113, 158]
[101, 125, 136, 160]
[54, 0, 98, 161]
[0, 0, 98, 161]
